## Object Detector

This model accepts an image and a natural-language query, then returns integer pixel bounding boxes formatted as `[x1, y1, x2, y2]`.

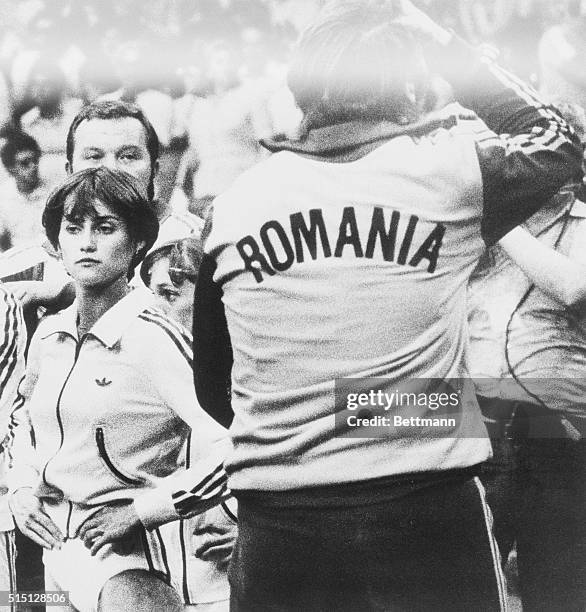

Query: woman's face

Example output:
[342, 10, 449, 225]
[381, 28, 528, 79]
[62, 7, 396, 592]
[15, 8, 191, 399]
[148, 255, 195, 330]
[58, 197, 140, 290]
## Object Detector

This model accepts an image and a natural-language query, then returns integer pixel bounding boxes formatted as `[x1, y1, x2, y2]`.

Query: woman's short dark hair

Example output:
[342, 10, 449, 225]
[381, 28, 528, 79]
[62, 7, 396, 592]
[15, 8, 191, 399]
[42, 167, 159, 279]
[287, 0, 431, 131]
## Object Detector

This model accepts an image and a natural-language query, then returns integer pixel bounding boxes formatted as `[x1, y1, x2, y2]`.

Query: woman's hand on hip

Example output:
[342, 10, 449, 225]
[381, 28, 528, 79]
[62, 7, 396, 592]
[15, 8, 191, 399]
[9, 487, 64, 550]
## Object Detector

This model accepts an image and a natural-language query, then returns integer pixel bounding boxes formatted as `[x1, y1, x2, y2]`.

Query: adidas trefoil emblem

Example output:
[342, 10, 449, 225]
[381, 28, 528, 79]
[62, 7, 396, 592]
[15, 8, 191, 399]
[96, 377, 112, 387]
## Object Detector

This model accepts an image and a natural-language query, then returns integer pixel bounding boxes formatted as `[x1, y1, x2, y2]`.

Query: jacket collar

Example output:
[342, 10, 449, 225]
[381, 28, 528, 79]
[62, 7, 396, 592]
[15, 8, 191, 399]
[260, 103, 477, 159]
[41, 287, 156, 348]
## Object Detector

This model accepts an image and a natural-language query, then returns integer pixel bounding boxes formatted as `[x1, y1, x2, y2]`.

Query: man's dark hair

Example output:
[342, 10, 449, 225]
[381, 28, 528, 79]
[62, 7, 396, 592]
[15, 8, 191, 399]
[66, 100, 160, 199]
[0, 131, 41, 169]
[287, 0, 431, 131]
[43, 166, 159, 280]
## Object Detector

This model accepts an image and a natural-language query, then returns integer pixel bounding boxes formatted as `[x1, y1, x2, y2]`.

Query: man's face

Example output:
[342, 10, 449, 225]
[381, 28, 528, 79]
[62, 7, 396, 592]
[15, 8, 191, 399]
[68, 117, 156, 195]
[10, 150, 40, 193]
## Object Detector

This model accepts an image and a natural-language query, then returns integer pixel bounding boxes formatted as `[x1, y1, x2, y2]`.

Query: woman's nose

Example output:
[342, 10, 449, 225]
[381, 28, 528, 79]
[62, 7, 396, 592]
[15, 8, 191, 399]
[79, 227, 97, 251]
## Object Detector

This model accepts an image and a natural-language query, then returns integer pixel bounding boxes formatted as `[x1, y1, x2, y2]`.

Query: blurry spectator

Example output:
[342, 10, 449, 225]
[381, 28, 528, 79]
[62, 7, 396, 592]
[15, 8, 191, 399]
[538, 9, 586, 109]
[0, 68, 11, 130]
[19, 59, 82, 188]
[78, 54, 124, 105]
[0, 131, 49, 250]
[176, 37, 272, 219]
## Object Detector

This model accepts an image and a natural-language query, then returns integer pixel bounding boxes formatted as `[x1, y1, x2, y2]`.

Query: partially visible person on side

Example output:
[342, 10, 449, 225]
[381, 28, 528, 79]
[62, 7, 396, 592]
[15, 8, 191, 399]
[469, 99, 586, 612]
[0, 285, 27, 605]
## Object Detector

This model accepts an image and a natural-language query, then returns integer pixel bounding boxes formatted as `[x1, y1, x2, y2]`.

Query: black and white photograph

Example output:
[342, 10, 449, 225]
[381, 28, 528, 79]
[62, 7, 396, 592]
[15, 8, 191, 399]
[0, 1, 583, 610]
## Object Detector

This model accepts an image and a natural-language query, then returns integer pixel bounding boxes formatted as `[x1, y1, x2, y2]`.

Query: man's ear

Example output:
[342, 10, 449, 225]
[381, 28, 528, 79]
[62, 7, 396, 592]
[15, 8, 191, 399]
[65, 160, 72, 175]
[136, 240, 147, 256]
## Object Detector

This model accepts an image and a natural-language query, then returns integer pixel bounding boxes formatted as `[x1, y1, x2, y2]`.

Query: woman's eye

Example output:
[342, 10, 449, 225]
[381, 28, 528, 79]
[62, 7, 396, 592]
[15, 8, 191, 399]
[98, 224, 115, 234]
[64, 224, 81, 234]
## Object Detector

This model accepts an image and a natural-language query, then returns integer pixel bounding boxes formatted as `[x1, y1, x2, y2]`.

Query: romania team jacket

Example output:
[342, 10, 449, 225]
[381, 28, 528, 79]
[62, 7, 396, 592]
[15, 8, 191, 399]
[194, 36, 583, 492]
[8, 288, 230, 536]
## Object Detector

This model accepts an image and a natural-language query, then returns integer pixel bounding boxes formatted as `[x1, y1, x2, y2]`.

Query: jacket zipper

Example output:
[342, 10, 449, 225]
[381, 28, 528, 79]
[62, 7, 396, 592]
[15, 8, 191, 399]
[41, 335, 85, 540]
[95, 427, 143, 486]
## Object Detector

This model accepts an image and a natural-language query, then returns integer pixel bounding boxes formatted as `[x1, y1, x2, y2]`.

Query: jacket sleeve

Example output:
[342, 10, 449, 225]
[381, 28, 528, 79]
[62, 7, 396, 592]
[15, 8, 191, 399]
[192, 250, 234, 430]
[4, 297, 39, 494]
[132, 314, 231, 529]
[0, 289, 26, 423]
[437, 37, 584, 245]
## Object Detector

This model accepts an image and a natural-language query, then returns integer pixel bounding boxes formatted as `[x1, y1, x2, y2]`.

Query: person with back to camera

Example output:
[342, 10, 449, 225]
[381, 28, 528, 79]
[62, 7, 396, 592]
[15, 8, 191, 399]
[7, 167, 231, 612]
[192, 1, 583, 610]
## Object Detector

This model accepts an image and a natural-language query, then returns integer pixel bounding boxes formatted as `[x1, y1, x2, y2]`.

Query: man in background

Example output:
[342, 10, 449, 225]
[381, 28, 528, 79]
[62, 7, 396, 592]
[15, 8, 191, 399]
[0, 132, 49, 251]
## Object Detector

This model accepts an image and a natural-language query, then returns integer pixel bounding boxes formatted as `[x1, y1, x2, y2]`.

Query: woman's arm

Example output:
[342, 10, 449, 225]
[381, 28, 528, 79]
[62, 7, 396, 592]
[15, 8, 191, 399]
[499, 224, 586, 308]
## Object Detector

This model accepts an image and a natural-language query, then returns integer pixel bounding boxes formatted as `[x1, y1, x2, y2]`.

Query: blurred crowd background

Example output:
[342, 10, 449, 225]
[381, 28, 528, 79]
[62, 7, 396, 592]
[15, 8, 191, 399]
[0, 0, 584, 251]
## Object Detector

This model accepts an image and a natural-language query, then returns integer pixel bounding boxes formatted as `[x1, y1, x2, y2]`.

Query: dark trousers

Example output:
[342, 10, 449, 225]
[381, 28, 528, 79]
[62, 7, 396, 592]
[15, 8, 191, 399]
[478, 396, 586, 612]
[229, 476, 506, 612]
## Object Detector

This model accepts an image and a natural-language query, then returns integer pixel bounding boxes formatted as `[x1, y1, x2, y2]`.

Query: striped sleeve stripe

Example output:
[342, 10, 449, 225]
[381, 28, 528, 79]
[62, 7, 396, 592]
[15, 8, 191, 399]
[475, 135, 503, 151]
[140, 308, 193, 354]
[0, 292, 22, 398]
[473, 477, 508, 611]
[174, 477, 229, 516]
[172, 463, 225, 500]
[154, 528, 172, 585]
[140, 527, 154, 571]
[221, 501, 238, 523]
[477, 120, 570, 156]
[5, 385, 26, 465]
[508, 120, 568, 151]
[173, 466, 229, 516]
[508, 131, 569, 155]
[486, 62, 574, 146]
[489, 63, 543, 109]
[0, 339, 19, 403]
[178, 520, 191, 604]
[138, 310, 193, 369]
[177, 473, 229, 507]
[0, 290, 19, 366]
[143, 307, 193, 345]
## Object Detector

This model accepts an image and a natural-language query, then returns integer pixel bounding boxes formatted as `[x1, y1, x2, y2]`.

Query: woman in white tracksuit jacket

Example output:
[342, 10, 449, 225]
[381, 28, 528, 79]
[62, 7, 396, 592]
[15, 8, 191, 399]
[8, 167, 232, 612]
